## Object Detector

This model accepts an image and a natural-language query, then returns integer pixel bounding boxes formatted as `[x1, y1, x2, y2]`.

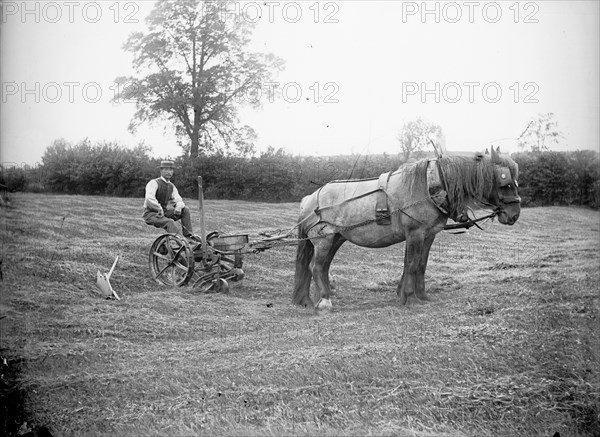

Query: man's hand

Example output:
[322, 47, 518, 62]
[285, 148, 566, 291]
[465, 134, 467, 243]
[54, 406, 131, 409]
[174, 206, 182, 218]
[157, 209, 164, 218]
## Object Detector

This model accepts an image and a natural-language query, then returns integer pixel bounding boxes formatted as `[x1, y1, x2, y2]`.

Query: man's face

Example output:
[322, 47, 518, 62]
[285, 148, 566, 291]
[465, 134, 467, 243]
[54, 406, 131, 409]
[161, 168, 174, 180]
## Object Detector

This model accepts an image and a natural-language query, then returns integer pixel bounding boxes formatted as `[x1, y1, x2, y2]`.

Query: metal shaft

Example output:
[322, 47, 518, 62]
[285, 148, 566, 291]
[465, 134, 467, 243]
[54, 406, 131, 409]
[197, 176, 207, 252]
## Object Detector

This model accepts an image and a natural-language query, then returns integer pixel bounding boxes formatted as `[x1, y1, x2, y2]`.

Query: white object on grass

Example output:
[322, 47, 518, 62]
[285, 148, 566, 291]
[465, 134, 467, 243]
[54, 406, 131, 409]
[96, 256, 120, 300]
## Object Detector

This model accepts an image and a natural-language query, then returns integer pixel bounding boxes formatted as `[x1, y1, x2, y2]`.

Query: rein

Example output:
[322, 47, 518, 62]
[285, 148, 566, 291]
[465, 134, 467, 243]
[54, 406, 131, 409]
[442, 211, 497, 233]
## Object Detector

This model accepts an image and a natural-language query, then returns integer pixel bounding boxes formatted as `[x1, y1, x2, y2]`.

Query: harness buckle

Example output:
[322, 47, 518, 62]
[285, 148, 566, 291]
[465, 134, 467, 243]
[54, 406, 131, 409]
[376, 208, 391, 225]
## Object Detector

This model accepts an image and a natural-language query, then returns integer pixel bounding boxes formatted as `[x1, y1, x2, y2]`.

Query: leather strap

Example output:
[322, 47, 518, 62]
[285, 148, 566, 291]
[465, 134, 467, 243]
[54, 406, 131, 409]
[375, 171, 392, 225]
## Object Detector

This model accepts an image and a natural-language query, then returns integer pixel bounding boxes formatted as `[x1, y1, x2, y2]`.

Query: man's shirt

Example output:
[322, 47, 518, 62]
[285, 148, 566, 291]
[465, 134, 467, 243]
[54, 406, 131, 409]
[144, 177, 185, 212]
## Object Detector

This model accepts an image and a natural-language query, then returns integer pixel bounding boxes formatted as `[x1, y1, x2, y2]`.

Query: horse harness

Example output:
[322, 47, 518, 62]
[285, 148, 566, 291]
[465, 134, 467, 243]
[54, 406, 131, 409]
[312, 169, 444, 232]
[311, 157, 519, 234]
[376, 171, 393, 225]
[494, 166, 521, 204]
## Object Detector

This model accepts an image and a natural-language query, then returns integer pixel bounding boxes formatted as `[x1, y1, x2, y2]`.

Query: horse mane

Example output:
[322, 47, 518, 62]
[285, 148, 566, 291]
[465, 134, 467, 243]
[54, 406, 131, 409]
[398, 159, 430, 195]
[440, 154, 494, 216]
[400, 152, 519, 217]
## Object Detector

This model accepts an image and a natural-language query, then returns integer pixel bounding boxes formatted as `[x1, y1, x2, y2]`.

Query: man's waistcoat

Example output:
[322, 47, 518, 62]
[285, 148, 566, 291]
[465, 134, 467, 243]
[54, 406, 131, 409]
[155, 178, 173, 210]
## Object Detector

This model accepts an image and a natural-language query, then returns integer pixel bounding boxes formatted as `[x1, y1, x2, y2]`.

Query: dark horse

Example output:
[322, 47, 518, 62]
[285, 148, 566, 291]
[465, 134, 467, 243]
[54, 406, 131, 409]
[293, 147, 521, 312]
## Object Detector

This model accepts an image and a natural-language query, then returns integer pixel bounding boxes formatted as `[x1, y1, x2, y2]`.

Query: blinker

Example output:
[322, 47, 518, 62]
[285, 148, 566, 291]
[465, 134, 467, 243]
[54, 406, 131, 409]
[495, 165, 521, 204]
[496, 166, 513, 187]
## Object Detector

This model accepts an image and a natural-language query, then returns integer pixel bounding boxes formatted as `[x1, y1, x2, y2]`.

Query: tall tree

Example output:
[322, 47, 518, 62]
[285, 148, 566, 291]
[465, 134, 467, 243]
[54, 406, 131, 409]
[114, 0, 284, 158]
[397, 117, 444, 161]
[518, 112, 565, 153]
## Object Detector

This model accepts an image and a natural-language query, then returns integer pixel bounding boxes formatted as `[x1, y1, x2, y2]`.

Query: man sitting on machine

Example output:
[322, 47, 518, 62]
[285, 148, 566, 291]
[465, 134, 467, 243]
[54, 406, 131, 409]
[143, 160, 200, 243]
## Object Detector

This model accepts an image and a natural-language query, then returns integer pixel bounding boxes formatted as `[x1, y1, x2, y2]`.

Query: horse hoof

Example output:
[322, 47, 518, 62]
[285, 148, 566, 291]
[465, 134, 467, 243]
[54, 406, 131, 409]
[315, 298, 333, 313]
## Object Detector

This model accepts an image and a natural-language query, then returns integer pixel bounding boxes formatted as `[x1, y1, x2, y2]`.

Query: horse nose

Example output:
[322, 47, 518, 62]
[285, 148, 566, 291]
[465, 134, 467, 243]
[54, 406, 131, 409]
[512, 213, 520, 223]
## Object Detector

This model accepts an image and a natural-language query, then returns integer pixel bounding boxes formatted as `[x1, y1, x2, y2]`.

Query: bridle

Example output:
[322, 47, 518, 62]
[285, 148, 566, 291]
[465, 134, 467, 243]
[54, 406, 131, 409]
[436, 162, 521, 232]
[494, 165, 521, 205]
[430, 139, 521, 209]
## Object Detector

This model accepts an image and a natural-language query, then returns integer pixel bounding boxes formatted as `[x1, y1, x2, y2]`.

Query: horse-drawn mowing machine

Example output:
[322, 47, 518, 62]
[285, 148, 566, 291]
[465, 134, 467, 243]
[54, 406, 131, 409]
[148, 146, 520, 305]
[148, 177, 293, 293]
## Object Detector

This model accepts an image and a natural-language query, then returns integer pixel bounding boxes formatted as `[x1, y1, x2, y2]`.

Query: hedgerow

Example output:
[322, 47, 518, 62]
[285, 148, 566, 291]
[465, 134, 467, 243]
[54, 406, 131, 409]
[2, 140, 598, 208]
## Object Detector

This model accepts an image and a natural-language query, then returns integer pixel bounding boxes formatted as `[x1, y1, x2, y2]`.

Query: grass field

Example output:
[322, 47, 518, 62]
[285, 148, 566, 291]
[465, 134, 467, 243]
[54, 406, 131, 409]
[1, 192, 599, 437]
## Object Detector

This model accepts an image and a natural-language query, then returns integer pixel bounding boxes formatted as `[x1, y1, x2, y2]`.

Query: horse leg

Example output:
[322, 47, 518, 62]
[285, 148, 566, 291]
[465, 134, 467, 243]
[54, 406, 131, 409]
[414, 234, 436, 301]
[313, 234, 345, 313]
[321, 234, 346, 296]
[397, 232, 424, 305]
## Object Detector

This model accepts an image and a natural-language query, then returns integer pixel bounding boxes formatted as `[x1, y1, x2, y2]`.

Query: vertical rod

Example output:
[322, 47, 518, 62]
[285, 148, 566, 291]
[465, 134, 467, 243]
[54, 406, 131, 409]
[197, 176, 207, 251]
[107, 256, 119, 279]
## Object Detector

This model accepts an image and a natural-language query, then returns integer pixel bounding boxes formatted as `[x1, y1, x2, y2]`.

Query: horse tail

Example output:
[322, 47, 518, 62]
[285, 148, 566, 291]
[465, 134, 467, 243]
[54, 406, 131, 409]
[292, 219, 314, 306]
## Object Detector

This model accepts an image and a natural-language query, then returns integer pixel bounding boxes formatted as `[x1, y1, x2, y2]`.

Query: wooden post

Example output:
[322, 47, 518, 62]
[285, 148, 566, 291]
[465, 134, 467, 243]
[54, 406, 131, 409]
[197, 176, 207, 251]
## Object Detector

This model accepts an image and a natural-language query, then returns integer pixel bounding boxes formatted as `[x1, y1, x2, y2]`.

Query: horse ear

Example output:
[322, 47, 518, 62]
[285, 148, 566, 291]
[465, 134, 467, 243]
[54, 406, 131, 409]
[490, 145, 501, 163]
[485, 148, 489, 155]
[431, 141, 441, 158]
[496, 146, 501, 153]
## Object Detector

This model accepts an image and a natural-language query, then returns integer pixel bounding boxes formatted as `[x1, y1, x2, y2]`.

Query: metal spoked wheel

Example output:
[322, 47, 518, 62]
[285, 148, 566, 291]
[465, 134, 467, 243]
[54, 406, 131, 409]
[149, 234, 195, 286]
[191, 252, 244, 294]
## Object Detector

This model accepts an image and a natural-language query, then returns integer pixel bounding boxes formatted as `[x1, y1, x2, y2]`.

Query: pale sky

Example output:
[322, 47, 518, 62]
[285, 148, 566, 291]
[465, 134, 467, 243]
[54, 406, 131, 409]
[1, 1, 599, 167]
